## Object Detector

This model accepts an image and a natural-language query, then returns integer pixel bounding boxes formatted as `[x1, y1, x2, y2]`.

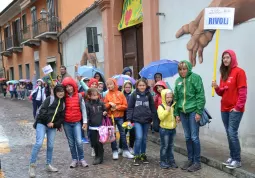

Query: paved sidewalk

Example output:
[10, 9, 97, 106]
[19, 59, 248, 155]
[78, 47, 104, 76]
[149, 132, 255, 178]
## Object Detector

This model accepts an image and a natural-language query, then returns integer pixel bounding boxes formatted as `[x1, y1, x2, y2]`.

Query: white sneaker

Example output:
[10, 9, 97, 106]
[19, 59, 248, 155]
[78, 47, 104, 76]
[129, 147, 134, 155]
[122, 150, 134, 159]
[46, 164, 58, 172]
[113, 151, 119, 160]
[91, 148, 95, 157]
[118, 148, 123, 155]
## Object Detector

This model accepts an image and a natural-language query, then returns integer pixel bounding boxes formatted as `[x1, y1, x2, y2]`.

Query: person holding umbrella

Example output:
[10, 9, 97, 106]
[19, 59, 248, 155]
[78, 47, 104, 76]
[174, 60, 205, 172]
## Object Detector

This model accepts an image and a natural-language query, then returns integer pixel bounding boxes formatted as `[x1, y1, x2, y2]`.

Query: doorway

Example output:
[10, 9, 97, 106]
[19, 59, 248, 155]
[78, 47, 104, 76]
[122, 25, 144, 79]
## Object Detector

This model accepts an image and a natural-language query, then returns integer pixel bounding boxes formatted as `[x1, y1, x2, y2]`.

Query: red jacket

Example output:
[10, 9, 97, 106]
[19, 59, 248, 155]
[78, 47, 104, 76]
[215, 50, 247, 112]
[62, 77, 82, 122]
[153, 81, 168, 109]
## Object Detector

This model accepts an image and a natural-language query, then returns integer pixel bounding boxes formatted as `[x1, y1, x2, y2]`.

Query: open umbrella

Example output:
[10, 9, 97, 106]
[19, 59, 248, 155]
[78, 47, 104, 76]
[7, 80, 19, 84]
[0, 78, 6, 82]
[139, 59, 179, 79]
[77, 66, 104, 79]
[19, 79, 26, 82]
[112, 74, 136, 86]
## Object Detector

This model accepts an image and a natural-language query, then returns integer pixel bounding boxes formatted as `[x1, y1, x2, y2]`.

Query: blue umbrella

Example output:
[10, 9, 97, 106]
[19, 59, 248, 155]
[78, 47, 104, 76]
[139, 59, 179, 79]
[77, 66, 104, 79]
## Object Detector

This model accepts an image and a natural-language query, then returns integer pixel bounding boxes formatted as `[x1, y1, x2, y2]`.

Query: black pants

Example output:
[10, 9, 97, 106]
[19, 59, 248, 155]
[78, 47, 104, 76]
[119, 128, 135, 149]
[90, 130, 104, 159]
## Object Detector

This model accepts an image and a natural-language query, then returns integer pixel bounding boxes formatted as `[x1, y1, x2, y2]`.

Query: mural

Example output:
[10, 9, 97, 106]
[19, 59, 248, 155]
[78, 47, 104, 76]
[175, 0, 255, 66]
[80, 47, 98, 68]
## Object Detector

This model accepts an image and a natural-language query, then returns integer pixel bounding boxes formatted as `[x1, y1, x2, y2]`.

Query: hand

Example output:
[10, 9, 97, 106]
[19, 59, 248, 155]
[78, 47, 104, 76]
[75, 63, 79, 71]
[82, 123, 87, 130]
[176, 116, 181, 123]
[211, 81, 218, 89]
[195, 114, 201, 122]
[231, 108, 239, 112]
[175, 0, 255, 66]
[166, 106, 171, 112]
[103, 111, 107, 116]
[109, 102, 116, 107]
[47, 122, 54, 128]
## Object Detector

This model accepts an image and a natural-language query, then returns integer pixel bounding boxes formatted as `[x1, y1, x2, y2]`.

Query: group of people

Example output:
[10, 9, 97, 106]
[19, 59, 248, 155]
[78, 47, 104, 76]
[27, 50, 247, 178]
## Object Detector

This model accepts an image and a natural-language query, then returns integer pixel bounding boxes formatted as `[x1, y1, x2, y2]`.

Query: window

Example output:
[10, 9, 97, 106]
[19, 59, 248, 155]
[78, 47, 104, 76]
[13, 19, 21, 47]
[48, 61, 56, 78]
[4, 26, 12, 49]
[25, 64, 30, 79]
[31, 6, 38, 37]
[9, 67, 14, 80]
[86, 27, 99, 53]
[34, 61, 40, 79]
[22, 14, 27, 32]
[19, 65, 23, 79]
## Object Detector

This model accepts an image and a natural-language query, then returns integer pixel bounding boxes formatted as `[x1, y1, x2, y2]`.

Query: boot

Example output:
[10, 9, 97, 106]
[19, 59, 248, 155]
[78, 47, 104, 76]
[93, 157, 101, 165]
[28, 164, 36, 178]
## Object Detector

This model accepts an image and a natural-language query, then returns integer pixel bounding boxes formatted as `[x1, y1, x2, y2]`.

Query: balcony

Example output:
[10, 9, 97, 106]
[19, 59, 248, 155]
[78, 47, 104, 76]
[32, 17, 61, 40]
[21, 25, 41, 47]
[0, 40, 11, 57]
[6, 35, 23, 53]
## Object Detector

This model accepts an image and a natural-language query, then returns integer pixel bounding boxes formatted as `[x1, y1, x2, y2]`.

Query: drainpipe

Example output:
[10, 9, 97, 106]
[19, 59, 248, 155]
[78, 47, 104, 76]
[56, 0, 63, 66]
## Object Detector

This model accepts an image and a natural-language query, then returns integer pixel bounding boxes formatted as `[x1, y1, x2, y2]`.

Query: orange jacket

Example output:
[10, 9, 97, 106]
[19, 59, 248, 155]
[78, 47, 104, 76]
[104, 78, 127, 118]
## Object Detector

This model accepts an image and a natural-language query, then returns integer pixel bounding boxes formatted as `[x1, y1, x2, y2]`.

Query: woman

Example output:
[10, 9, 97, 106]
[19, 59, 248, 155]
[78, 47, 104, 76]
[31, 79, 46, 118]
[174, 60, 205, 172]
[212, 50, 247, 169]
[19, 82, 26, 100]
[29, 85, 65, 178]
[94, 72, 106, 91]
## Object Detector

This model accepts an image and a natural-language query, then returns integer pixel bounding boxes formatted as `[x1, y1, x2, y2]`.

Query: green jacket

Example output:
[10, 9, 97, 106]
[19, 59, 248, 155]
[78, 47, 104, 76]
[174, 60, 205, 116]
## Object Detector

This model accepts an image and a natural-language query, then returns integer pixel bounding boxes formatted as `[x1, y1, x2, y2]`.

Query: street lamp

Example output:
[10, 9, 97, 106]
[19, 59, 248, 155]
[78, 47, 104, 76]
[40, 8, 48, 19]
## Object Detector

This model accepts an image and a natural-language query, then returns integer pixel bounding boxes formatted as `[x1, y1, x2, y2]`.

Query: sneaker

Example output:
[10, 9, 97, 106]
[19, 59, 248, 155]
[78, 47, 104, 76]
[187, 163, 201, 172]
[82, 138, 89, 144]
[80, 159, 89, 167]
[46, 164, 58, 172]
[93, 157, 102, 165]
[122, 150, 134, 159]
[113, 151, 119, 160]
[222, 158, 233, 166]
[226, 160, 241, 169]
[133, 156, 140, 166]
[169, 162, 178, 169]
[181, 160, 193, 170]
[160, 161, 170, 169]
[91, 148, 95, 157]
[129, 147, 134, 155]
[141, 154, 149, 164]
[70, 160, 78, 168]
[118, 148, 123, 155]
[28, 164, 36, 178]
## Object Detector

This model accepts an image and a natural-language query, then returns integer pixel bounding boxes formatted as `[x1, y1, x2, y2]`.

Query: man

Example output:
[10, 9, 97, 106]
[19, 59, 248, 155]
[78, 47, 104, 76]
[60, 66, 71, 83]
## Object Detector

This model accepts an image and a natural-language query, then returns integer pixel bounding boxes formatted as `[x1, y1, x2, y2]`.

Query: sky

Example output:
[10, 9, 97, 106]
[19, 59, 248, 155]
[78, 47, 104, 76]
[0, 0, 13, 13]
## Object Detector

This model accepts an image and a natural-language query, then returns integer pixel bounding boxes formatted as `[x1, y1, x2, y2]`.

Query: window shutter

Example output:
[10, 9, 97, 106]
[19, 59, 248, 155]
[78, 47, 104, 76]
[86, 27, 99, 53]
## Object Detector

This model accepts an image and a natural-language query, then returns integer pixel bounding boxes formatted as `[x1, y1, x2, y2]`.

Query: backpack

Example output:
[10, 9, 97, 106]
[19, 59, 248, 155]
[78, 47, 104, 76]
[33, 95, 65, 129]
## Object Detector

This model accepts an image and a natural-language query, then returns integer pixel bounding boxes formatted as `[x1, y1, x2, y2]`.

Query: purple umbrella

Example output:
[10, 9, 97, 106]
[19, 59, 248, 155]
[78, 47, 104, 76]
[112, 74, 136, 86]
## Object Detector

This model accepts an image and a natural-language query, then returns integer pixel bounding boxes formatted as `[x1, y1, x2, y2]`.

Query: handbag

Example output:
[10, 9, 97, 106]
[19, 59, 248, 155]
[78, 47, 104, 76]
[199, 108, 212, 127]
[98, 117, 116, 144]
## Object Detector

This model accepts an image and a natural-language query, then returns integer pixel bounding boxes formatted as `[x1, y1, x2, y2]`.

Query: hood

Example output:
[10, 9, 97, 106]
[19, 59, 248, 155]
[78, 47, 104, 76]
[153, 81, 168, 94]
[222, 49, 238, 68]
[107, 78, 118, 92]
[122, 67, 133, 76]
[62, 77, 78, 94]
[122, 80, 134, 94]
[53, 84, 65, 97]
[37, 79, 44, 83]
[179, 60, 193, 78]
[161, 89, 174, 106]
[88, 78, 99, 88]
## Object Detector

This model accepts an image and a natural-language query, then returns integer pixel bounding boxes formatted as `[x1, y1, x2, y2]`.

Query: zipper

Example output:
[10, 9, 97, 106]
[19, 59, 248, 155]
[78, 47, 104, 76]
[182, 78, 186, 113]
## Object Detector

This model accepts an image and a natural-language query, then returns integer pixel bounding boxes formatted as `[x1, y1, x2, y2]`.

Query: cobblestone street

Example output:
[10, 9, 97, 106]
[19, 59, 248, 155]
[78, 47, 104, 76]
[0, 97, 234, 178]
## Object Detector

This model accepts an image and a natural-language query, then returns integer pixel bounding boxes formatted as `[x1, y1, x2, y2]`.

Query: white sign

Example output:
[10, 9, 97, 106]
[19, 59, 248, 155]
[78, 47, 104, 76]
[204, 7, 235, 30]
[42, 65, 53, 75]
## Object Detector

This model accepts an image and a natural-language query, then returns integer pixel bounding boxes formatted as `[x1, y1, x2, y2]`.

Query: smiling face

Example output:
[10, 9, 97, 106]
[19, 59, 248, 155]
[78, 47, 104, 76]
[66, 85, 74, 94]
[106, 80, 115, 91]
[90, 82, 98, 89]
[137, 81, 146, 92]
[94, 74, 101, 81]
[124, 83, 132, 94]
[98, 84, 104, 92]
[178, 62, 188, 78]
[56, 91, 65, 99]
[156, 85, 164, 94]
[155, 74, 162, 82]
[90, 91, 99, 100]
[222, 53, 232, 67]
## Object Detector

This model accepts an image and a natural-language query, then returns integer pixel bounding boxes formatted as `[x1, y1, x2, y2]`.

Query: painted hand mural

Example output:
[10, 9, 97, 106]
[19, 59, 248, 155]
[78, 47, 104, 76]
[80, 48, 98, 68]
[176, 0, 255, 66]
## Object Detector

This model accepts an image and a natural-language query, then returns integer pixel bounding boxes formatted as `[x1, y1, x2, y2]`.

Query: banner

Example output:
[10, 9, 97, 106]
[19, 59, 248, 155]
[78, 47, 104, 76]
[118, 0, 143, 31]
[42, 65, 53, 75]
[204, 7, 235, 30]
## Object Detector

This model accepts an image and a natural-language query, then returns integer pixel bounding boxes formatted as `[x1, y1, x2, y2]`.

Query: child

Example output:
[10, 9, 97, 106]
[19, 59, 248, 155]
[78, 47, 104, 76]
[119, 81, 135, 154]
[28, 85, 65, 178]
[104, 78, 134, 160]
[153, 81, 168, 109]
[62, 77, 89, 168]
[86, 88, 107, 165]
[157, 89, 177, 169]
[127, 78, 157, 166]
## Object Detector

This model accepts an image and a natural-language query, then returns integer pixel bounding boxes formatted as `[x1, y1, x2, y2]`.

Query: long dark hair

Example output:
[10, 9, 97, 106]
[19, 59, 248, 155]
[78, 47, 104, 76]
[135, 78, 148, 89]
[220, 53, 231, 81]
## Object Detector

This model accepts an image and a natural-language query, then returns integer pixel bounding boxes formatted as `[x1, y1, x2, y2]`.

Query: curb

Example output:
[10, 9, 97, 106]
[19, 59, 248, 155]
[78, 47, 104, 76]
[148, 134, 255, 178]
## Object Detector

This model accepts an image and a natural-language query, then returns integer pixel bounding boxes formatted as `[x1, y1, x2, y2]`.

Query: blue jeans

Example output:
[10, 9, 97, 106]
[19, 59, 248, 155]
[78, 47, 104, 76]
[180, 112, 201, 163]
[30, 123, 56, 164]
[63, 121, 84, 161]
[111, 118, 129, 152]
[221, 111, 243, 162]
[160, 128, 176, 163]
[134, 122, 150, 156]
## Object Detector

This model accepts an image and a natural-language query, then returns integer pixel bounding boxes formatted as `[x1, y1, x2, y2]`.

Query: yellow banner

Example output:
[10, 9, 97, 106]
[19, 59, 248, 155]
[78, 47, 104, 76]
[118, 0, 143, 31]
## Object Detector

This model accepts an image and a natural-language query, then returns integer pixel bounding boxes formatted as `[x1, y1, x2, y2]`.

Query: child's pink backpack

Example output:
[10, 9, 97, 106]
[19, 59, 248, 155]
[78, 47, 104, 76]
[99, 117, 115, 144]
